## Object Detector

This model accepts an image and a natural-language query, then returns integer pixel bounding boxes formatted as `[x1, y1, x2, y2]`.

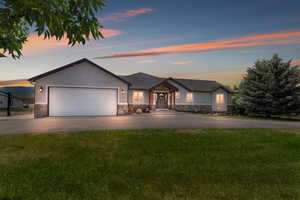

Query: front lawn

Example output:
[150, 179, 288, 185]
[0, 129, 300, 200]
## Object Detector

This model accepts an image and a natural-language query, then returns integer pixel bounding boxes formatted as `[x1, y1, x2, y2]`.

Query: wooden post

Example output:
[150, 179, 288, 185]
[149, 91, 152, 109]
[7, 92, 11, 117]
[173, 91, 175, 109]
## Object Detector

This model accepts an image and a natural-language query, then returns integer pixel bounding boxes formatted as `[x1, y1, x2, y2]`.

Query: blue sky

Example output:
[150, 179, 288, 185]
[1, 0, 300, 86]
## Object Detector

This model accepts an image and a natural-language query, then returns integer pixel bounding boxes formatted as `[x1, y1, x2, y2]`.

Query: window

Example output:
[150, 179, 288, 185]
[132, 91, 144, 104]
[175, 92, 180, 99]
[216, 93, 225, 104]
[186, 93, 193, 102]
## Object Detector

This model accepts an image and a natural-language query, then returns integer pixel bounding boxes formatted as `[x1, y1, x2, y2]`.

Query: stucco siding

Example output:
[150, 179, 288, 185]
[167, 80, 211, 105]
[212, 88, 229, 105]
[212, 88, 230, 112]
[34, 62, 128, 105]
[194, 92, 211, 105]
[128, 90, 149, 105]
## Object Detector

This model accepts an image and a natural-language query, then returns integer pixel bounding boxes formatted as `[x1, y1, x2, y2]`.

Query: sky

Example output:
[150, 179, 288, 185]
[1, 0, 300, 86]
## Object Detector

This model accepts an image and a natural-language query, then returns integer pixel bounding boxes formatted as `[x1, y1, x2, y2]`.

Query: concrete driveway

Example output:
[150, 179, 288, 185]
[0, 111, 300, 135]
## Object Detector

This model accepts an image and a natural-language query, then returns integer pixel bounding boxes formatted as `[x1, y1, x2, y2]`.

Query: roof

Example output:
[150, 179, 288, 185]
[27, 58, 232, 93]
[28, 58, 131, 86]
[120, 72, 233, 93]
[119, 72, 164, 90]
[170, 78, 233, 93]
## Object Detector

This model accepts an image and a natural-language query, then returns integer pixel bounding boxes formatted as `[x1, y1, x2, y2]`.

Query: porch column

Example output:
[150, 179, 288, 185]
[149, 91, 153, 109]
[172, 91, 175, 109]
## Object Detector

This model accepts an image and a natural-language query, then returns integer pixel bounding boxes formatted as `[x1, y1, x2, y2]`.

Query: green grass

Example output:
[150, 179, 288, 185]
[0, 129, 300, 200]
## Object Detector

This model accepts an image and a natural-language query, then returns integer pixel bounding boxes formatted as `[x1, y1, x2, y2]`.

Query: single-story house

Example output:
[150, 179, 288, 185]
[28, 58, 233, 118]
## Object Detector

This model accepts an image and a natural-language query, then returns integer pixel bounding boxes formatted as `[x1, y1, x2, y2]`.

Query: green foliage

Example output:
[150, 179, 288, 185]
[232, 85, 246, 115]
[240, 54, 300, 117]
[0, 0, 105, 59]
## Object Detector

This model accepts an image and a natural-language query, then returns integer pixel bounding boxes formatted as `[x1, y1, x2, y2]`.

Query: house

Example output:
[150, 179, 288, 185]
[29, 58, 233, 118]
[0, 90, 24, 109]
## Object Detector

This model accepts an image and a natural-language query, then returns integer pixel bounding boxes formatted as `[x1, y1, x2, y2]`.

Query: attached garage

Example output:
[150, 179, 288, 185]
[49, 87, 117, 116]
[28, 58, 130, 118]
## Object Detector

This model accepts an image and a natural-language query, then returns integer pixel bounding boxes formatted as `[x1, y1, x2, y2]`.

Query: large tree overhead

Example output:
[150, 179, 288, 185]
[0, 0, 105, 59]
[240, 54, 300, 117]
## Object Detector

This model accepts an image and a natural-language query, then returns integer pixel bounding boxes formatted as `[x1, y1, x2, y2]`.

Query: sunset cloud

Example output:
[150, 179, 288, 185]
[292, 59, 300, 66]
[172, 61, 192, 65]
[100, 8, 153, 22]
[23, 29, 122, 55]
[162, 70, 246, 86]
[96, 30, 300, 59]
[135, 60, 157, 63]
[0, 79, 33, 87]
[163, 70, 245, 79]
[101, 29, 123, 38]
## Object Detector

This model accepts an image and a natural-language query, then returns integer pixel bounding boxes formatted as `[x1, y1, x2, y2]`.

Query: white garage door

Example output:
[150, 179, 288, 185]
[49, 87, 117, 116]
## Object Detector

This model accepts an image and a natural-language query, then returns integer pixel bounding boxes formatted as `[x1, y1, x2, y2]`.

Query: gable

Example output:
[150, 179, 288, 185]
[29, 59, 130, 86]
[166, 79, 189, 92]
[33, 61, 128, 88]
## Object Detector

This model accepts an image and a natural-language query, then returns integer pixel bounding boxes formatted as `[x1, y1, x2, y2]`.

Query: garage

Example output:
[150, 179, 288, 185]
[28, 59, 130, 118]
[49, 87, 117, 116]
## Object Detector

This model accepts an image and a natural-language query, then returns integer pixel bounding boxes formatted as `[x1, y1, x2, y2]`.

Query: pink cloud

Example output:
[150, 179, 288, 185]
[96, 30, 300, 59]
[101, 29, 123, 38]
[23, 29, 122, 55]
[23, 34, 68, 55]
[100, 8, 153, 22]
[172, 61, 192, 65]
[162, 71, 246, 86]
[292, 59, 300, 66]
[135, 60, 157, 63]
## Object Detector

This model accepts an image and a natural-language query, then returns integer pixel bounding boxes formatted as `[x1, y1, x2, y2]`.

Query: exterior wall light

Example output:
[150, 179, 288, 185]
[120, 88, 125, 95]
[39, 86, 44, 92]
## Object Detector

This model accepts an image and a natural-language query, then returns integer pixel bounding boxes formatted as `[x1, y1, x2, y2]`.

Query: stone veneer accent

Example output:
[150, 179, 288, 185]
[128, 104, 150, 113]
[34, 104, 48, 118]
[117, 105, 129, 115]
[35, 104, 130, 118]
[175, 105, 212, 113]
[34, 103, 232, 118]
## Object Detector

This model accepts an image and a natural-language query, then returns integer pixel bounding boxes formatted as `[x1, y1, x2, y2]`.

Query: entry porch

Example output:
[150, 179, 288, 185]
[149, 81, 178, 110]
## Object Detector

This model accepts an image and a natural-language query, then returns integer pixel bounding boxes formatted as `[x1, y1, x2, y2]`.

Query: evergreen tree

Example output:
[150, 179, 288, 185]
[240, 54, 300, 117]
[232, 85, 245, 115]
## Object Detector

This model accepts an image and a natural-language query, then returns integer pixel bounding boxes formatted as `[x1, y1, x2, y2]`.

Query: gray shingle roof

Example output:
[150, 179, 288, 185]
[119, 72, 233, 93]
[171, 78, 233, 92]
[119, 73, 165, 90]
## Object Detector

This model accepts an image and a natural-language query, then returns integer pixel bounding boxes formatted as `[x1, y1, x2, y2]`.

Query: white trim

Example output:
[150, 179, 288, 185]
[46, 84, 123, 104]
[186, 92, 194, 103]
[175, 103, 212, 105]
[48, 87, 118, 116]
[35, 102, 48, 105]
[132, 90, 145, 104]
[118, 103, 128, 105]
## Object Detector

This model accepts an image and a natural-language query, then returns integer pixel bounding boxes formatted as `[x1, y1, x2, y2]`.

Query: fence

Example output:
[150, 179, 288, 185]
[0, 91, 24, 116]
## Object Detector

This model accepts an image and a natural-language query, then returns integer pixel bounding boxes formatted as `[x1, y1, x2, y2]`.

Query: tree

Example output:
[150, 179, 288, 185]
[232, 85, 245, 115]
[0, 0, 105, 59]
[239, 54, 300, 117]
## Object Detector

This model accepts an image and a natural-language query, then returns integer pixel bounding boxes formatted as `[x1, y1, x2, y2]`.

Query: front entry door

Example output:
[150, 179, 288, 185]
[156, 93, 168, 109]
